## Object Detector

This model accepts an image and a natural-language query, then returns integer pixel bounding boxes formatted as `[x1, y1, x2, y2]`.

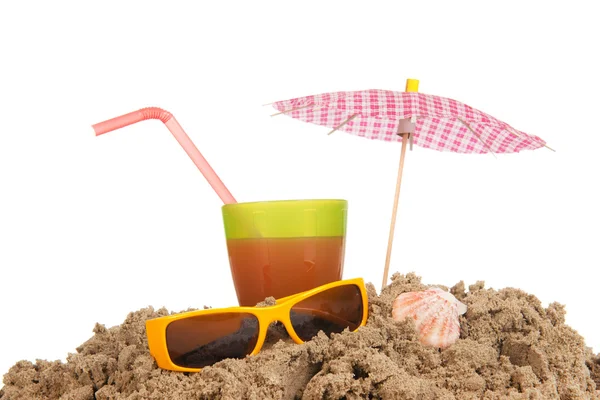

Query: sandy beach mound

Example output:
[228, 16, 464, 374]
[1, 273, 598, 399]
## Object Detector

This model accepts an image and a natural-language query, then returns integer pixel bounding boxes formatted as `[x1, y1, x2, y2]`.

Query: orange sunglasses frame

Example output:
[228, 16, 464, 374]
[145, 277, 368, 372]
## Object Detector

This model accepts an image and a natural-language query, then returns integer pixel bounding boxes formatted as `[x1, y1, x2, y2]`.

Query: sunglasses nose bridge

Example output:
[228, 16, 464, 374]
[264, 305, 290, 326]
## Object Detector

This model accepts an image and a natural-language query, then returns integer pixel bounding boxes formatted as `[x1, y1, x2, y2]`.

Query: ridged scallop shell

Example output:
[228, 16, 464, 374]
[392, 287, 467, 349]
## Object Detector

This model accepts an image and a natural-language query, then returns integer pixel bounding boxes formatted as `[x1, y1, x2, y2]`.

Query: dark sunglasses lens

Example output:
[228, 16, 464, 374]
[165, 312, 259, 369]
[290, 284, 363, 342]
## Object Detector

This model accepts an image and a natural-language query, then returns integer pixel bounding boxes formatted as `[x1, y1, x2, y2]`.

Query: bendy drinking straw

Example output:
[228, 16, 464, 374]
[92, 107, 237, 204]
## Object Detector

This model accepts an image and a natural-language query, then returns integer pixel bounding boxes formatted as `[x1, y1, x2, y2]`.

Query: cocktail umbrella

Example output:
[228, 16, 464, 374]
[271, 79, 553, 290]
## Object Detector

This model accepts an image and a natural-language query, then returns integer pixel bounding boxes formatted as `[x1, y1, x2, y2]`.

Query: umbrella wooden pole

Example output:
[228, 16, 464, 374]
[381, 132, 409, 291]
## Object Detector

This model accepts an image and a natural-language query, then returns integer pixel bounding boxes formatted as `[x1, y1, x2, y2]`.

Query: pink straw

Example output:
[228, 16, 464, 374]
[92, 107, 237, 204]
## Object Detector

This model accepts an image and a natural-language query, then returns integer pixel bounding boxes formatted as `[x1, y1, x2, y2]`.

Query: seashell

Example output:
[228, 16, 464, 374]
[392, 287, 467, 349]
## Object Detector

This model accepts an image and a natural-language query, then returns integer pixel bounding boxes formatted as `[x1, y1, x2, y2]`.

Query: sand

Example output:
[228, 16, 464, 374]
[1, 272, 598, 400]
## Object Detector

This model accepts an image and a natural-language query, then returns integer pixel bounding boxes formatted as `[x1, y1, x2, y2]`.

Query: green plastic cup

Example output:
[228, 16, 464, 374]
[222, 199, 348, 306]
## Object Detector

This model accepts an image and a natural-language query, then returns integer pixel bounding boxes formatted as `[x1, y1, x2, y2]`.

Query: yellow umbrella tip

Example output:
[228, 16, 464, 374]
[405, 79, 419, 92]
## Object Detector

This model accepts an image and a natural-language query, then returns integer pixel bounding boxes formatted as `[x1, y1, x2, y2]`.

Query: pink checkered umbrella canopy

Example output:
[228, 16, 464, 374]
[270, 80, 551, 291]
[271, 89, 547, 154]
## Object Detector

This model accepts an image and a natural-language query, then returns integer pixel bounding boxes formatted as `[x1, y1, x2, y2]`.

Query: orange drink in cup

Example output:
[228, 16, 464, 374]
[222, 199, 347, 306]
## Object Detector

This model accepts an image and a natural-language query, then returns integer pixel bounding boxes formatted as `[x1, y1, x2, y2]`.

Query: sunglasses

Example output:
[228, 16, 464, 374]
[145, 278, 368, 372]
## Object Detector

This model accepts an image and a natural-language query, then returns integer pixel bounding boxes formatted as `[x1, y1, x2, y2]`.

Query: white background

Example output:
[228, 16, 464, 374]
[1, 1, 598, 385]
